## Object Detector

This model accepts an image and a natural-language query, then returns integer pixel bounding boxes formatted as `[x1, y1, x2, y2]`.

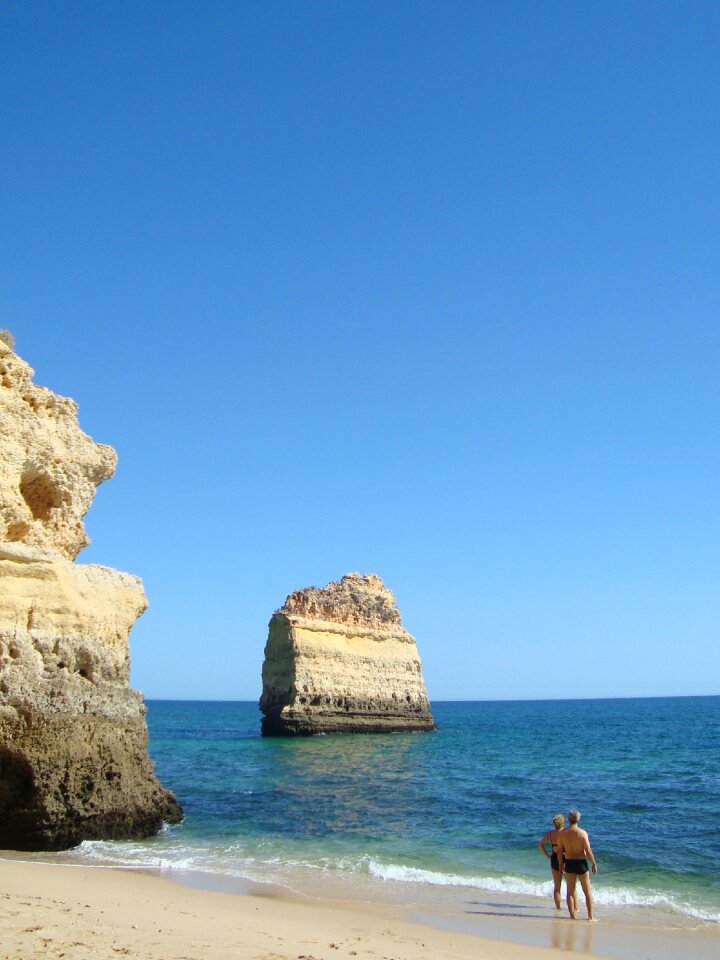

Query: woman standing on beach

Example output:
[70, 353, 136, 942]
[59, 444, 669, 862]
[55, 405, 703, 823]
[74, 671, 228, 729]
[538, 813, 566, 909]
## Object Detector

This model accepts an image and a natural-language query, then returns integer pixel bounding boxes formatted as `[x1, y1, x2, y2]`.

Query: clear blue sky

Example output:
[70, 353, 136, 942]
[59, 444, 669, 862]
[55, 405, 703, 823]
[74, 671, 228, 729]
[2, 2, 719, 700]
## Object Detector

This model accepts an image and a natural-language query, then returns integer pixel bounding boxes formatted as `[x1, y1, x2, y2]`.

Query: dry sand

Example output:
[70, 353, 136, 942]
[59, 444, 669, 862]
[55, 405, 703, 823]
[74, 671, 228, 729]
[0, 857, 597, 960]
[1, 857, 718, 960]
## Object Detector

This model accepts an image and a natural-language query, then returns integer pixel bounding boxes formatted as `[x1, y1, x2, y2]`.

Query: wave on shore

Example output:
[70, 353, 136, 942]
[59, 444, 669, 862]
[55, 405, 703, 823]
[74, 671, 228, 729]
[364, 859, 720, 922]
[66, 838, 720, 924]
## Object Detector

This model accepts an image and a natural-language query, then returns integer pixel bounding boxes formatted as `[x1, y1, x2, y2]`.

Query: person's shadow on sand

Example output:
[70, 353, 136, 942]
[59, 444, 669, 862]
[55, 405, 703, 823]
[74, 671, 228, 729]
[464, 900, 551, 920]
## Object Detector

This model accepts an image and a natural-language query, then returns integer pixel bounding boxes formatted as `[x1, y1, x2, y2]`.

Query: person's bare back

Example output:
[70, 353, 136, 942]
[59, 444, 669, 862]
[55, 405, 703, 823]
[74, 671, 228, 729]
[559, 824, 592, 859]
[556, 810, 597, 920]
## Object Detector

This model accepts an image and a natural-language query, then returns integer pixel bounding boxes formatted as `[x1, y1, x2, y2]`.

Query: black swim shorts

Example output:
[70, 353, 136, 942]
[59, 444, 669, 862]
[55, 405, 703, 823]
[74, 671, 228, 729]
[564, 858, 589, 875]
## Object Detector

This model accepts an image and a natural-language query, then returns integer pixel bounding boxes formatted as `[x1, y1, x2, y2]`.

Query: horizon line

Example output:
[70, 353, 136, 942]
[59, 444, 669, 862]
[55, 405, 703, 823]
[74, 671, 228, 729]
[142, 692, 719, 704]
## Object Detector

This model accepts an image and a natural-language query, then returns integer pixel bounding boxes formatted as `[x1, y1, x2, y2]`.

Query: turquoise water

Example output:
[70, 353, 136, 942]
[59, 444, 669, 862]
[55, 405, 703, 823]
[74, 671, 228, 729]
[78, 697, 719, 922]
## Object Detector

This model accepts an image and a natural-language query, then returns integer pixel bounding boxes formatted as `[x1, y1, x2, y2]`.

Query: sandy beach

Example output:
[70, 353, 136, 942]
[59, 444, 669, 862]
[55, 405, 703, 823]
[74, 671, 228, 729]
[0, 856, 576, 960]
[2, 856, 718, 960]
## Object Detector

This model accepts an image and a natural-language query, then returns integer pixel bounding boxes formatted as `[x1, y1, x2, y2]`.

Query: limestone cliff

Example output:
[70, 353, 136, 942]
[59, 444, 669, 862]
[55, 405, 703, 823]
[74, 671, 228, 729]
[260, 573, 435, 735]
[0, 345, 116, 560]
[0, 340, 181, 850]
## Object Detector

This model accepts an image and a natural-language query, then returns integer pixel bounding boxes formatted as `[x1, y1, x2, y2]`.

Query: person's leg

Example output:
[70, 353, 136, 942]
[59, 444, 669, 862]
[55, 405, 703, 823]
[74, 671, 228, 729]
[565, 872, 578, 918]
[578, 872, 594, 921]
[571, 884, 579, 916]
[551, 867, 563, 909]
[563, 860, 577, 913]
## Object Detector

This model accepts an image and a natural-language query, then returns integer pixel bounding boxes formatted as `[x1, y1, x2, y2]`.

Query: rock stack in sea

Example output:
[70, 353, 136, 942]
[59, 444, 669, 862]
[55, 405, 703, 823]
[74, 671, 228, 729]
[0, 338, 182, 851]
[260, 572, 435, 735]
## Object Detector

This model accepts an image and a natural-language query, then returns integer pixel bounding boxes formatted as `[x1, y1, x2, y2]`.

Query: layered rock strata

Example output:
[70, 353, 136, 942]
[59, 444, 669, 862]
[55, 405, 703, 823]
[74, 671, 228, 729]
[0, 340, 181, 850]
[260, 573, 435, 735]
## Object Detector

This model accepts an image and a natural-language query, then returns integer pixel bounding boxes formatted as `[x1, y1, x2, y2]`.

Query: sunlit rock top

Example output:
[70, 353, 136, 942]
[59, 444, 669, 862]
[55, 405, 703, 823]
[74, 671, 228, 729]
[0, 340, 116, 560]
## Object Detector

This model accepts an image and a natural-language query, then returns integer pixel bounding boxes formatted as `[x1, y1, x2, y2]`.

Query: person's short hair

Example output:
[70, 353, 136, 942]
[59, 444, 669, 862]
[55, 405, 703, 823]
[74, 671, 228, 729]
[568, 809, 581, 824]
[553, 814, 565, 828]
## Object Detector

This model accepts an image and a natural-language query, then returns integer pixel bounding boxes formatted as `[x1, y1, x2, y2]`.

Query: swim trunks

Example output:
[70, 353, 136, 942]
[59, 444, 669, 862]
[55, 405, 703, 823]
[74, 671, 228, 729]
[550, 852, 560, 871]
[564, 858, 589, 875]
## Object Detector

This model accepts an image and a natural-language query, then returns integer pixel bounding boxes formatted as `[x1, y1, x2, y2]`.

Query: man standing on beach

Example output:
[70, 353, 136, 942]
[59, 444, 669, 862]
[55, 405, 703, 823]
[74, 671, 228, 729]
[556, 809, 597, 921]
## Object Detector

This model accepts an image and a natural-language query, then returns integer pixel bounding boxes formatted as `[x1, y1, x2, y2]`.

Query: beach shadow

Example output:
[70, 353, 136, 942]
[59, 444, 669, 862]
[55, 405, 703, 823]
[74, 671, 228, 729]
[466, 901, 537, 909]
[464, 909, 552, 920]
[465, 901, 551, 919]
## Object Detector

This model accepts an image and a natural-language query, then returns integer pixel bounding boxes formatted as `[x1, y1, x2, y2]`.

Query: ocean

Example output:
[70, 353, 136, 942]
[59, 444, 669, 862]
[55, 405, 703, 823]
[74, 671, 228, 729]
[70, 697, 719, 927]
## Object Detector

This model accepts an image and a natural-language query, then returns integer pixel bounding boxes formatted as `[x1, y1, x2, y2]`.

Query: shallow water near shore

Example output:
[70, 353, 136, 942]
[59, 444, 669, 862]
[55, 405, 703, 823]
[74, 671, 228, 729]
[42, 697, 720, 950]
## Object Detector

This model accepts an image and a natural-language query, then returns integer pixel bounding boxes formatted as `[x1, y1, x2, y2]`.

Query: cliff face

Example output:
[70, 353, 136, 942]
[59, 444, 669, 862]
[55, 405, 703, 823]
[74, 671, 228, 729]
[0, 345, 116, 560]
[0, 341, 181, 850]
[260, 573, 435, 735]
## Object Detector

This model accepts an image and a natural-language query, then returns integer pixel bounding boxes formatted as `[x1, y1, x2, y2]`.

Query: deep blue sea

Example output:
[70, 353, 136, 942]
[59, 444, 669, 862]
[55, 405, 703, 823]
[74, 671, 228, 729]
[74, 697, 719, 924]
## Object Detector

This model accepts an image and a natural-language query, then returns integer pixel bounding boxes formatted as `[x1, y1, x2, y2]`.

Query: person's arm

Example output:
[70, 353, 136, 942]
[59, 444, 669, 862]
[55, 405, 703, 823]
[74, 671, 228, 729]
[556, 832, 565, 865]
[584, 833, 597, 874]
[538, 831, 552, 857]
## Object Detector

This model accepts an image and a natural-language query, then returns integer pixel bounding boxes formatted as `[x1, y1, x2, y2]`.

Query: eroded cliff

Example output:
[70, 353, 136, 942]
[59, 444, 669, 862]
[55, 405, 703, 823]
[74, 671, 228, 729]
[0, 340, 181, 850]
[260, 573, 435, 735]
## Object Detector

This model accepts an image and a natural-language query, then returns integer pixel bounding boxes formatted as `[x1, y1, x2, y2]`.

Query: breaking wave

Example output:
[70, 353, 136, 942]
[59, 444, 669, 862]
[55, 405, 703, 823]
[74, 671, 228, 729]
[67, 840, 720, 924]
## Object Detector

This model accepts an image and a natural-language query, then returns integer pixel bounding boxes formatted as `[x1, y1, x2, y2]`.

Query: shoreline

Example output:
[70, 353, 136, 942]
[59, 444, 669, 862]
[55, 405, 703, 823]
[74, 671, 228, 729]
[2, 854, 718, 960]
